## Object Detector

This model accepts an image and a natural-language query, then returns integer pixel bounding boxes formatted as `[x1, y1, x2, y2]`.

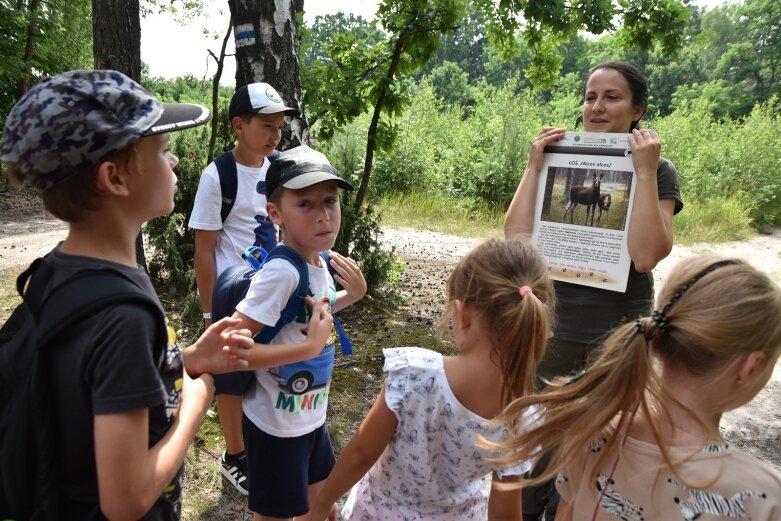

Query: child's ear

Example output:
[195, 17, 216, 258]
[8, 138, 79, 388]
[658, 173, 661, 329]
[94, 160, 129, 197]
[454, 299, 471, 331]
[737, 351, 768, 386]
[231, 116, 243, 134]
[266, 201, 283, 226]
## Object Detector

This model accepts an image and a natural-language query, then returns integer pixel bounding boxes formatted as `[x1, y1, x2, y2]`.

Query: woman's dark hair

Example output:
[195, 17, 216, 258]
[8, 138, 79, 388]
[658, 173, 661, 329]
[586, 61, 649, 131]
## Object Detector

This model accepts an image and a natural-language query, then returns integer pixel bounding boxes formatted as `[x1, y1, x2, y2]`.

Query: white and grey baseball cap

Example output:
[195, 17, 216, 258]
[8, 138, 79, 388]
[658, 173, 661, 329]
[228, 82, 300, 119]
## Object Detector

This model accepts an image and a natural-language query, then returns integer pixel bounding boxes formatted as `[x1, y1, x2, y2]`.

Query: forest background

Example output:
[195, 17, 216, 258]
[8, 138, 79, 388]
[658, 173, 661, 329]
[2, 0, 781, 516]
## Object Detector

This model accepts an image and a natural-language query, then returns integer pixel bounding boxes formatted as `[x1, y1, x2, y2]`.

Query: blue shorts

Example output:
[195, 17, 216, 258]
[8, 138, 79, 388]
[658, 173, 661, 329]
[243, 416, 335, 518]
[214, 371, 254, 396]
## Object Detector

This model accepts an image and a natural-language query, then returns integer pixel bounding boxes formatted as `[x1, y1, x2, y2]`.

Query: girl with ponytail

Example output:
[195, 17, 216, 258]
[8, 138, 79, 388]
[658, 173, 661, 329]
[485, 256, 781, 520]
[310, 239, 556, 520]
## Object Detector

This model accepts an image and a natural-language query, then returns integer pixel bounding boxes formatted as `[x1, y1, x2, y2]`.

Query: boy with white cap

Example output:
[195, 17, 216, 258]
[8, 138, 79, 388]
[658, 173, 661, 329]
[0, 69, 253, 520]
[189, 82, 300, 495]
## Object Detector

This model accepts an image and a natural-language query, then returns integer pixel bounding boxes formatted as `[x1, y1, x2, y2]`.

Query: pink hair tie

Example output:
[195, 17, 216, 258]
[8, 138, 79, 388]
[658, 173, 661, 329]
[519, 286, 533, 298]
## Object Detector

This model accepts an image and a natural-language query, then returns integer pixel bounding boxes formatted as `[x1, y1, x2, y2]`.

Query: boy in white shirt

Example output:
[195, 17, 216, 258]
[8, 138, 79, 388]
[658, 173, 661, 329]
[232, 146, 367, 520]
[189, 82, 298, 495]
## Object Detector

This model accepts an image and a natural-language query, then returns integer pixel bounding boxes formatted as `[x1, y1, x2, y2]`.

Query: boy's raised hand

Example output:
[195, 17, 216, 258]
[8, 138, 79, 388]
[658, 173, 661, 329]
[183, 317, 253, 377]
[301, 301, 334, 357]
[329, 252, 367, 308]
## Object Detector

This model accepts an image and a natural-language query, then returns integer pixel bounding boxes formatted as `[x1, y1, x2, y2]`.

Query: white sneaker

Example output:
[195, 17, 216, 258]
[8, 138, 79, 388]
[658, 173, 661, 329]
[220, 451, 249, 496]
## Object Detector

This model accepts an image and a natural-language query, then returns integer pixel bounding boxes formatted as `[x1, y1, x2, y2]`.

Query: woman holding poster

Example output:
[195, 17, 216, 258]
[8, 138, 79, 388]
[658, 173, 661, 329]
[504, 60, 684, 521]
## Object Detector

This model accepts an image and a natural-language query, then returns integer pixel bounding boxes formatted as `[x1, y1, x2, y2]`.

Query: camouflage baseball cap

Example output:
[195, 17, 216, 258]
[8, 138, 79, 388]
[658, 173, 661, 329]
[0, 69, 211, 190]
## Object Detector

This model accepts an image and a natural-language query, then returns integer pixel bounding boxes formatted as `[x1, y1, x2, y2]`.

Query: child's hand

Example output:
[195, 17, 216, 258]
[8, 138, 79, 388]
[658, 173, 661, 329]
[179, 366, 214, 419]
[304, 302, 334, 356]
[308, 503, 336, 521]
[329, 251, 367, 302]
[183, 317, 252, 377]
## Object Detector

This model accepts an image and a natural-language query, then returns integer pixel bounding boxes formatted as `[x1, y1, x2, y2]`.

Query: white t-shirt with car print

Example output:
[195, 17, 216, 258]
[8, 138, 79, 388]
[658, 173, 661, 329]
[236, 256, 337, 437]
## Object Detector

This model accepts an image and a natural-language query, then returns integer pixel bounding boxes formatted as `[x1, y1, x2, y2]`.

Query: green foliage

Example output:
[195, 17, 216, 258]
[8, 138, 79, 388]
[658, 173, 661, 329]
[672, 198, 754, 244]
[654, 98, 781, 227]
[476, 0, 689, 89]
[368, 80, 544, 208]
[146, 125, 211, 291]
[429, 61, 474, 108]
[0, 0, 92, 123]
[335, 202, 399, 300]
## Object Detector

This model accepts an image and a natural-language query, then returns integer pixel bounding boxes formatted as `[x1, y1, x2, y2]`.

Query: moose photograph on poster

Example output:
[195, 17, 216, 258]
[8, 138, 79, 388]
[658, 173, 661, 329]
[532, 132, 637, 292]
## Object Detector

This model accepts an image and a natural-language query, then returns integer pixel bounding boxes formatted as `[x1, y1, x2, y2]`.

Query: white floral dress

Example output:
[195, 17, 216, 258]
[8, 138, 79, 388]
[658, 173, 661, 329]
[341, 347, 532, 520]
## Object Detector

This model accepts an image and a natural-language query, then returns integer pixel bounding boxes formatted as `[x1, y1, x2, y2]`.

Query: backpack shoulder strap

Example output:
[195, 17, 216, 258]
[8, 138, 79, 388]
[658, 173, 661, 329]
[37, 269, 163, 346]
[214, 150, 238, 223]
[318, 251, 352, 356]
[15, 257, 164, 348]
[216, 149, 279, 223]
[254, 245, 309, 344]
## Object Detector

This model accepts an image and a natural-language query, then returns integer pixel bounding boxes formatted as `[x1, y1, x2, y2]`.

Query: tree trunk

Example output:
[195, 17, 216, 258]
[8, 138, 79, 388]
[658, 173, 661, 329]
[228, 0, 308, 150]
[354, 35, 405, 212]
[18, 0, 42, 98]
[92, 0, 146, 269]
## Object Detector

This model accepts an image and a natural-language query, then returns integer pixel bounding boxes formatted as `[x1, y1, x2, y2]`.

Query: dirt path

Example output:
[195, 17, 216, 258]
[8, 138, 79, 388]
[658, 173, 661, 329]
[383, 227, 781, 471]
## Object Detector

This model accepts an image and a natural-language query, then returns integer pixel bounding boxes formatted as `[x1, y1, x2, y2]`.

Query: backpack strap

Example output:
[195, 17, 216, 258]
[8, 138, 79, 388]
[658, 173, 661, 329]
[254, 245, 309, 344]
[216, 149, 281, 224]
[17, 256, 165, 348]
[319, 251, 352, 356]
[251, 247, 352, 355]
[215, 150, 238, 223]
[39, 271, 163, 347]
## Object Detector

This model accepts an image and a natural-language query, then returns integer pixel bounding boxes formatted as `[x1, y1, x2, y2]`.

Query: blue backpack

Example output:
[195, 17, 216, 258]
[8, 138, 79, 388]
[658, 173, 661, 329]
[211, 244, 352, 392]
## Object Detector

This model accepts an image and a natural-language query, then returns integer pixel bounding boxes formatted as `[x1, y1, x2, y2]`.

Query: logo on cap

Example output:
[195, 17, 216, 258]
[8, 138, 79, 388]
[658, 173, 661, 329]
[266, 87, 282, 104]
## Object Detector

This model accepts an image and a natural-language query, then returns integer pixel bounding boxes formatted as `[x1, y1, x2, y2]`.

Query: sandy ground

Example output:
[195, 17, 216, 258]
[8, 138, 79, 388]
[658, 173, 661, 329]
[2, 214, 780, 472]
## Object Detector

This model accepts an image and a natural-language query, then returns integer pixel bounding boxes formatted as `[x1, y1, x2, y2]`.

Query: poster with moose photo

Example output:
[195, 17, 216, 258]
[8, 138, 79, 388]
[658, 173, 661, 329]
[532, 132, 636, 292]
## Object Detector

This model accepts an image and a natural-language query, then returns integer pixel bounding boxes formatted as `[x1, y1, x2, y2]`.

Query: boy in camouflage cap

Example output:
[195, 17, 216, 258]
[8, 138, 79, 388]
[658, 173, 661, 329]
[0, 70, 255, 520]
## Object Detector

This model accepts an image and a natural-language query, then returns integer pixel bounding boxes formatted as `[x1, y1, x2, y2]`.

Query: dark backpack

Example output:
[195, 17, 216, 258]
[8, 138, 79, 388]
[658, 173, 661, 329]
[0, 257, 163, 521]
[212, 244, 352, 366]
[214, 148, 280, 223]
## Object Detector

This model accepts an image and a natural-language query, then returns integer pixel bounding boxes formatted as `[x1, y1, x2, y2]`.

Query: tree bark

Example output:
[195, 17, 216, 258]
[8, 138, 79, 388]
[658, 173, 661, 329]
[18, 0, 42, 98]
[354, 35, 405, 212]
[208, 19, 233, 162]
[228, 0, 308, 150]
[92, 0, 146, 269]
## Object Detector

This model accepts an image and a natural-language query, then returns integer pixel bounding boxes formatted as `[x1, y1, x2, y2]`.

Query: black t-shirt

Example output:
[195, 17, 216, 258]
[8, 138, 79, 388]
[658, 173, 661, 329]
[554, 158, 684, 344]
[43, 247, 183, 520]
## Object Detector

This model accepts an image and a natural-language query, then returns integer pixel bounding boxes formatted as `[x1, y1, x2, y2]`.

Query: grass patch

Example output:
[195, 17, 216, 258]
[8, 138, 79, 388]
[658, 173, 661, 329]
[375, 190, 756, 247]
[673, 197, 755, 245]
[0, 268, 21, 324]
[375, 191, 504, 238]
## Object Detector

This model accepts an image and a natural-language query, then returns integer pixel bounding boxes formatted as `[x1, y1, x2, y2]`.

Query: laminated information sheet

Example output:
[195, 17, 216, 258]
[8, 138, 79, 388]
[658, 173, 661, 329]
[532, 131, 636, 292]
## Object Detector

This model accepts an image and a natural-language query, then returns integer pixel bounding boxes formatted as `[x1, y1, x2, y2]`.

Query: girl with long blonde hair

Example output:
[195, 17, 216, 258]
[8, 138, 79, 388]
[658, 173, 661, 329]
[309, 239, 555, 520]
[486, 256, 781, 520]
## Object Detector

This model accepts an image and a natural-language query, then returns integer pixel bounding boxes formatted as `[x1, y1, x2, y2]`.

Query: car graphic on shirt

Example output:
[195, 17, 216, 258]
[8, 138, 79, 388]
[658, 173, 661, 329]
[271, 343, 335, 395]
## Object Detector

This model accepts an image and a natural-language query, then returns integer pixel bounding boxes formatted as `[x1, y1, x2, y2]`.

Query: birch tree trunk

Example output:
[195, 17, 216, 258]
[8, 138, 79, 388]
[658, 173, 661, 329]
[228, 0, 308, 150]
